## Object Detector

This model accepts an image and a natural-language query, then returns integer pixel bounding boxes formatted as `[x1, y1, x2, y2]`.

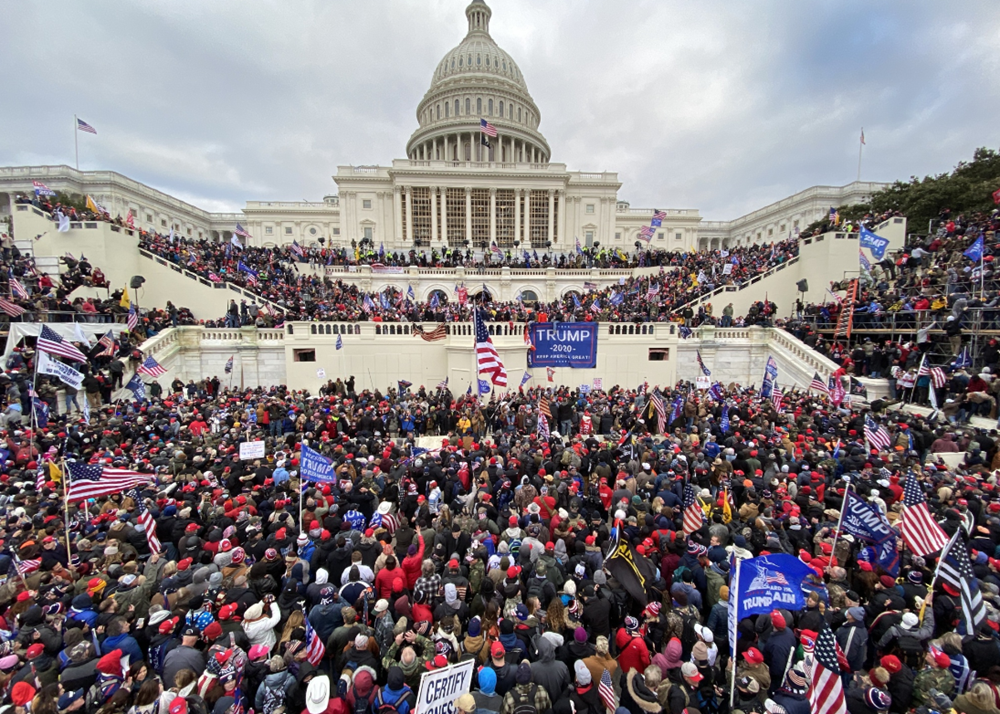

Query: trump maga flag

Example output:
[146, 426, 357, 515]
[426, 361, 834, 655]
[731, 553, 816, 618]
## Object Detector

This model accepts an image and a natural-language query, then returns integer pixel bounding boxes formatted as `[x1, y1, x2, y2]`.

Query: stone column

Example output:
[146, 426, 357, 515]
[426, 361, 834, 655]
[547, 189, 555, 244]
[441, 187, 448, 245]
[404, 187, 413, 244]
[556, 189, 566, 246]
[514, 188, 521, 244]
[523, 189, 531, 245]
[489, 188, 497, 245]
[465, 187, 472, 245]
[430, 187, 438, 244]
[393, 186, 402, 245]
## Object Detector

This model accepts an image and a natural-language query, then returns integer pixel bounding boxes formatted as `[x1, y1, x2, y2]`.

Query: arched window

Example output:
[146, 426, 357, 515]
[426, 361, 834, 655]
[477, 98, 482, 114]
[499, 100, 504, 117]
[445, 103, 449, 118]
[436, 104, 440, 119]
[477, 54, 481, 66]
[520, 289, 538, 302]
[428, 289, 449, 305]
[488, 98, 493, 115]
[518, 107, 521, 122]
[451, 59, 455, 69]
[459, 56, 463, 67]
[454, 99, 459, 116]
[509, 104, 513, 119]
[465, 98, 470, 114]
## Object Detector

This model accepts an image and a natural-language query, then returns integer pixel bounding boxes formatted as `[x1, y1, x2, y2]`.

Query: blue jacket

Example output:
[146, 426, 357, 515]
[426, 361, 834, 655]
[102, 633, 144, 666]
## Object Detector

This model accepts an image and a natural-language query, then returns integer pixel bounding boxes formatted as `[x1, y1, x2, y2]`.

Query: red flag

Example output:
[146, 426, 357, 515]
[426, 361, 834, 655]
[993, 186, 1000, 205]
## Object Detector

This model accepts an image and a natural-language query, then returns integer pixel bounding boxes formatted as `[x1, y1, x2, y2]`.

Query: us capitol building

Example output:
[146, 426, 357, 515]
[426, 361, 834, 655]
[0, 0, 885, 254]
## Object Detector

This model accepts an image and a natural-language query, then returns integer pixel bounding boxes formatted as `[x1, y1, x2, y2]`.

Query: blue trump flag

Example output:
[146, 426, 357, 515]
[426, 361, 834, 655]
[730, 553, 817, 618]
[478, 378, 491, 395]
[859, 227, 890, 260]
[964, 235, 985, 262]
[840, 490, 900, 575]
[300, 443, 337, 483]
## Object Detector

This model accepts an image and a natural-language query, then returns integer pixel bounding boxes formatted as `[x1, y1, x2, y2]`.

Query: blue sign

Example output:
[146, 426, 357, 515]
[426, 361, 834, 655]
[300, 443, 337, 483]
[859, 227, 890, 260]
[527, 322, 598, 369]
[731, 553, 816, 617]
[841, 490, 899, 575]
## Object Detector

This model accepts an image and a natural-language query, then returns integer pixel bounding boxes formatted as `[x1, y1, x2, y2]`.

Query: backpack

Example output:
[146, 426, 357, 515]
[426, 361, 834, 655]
[526, 577, 545, 603]
[352, 688, 374, 714]
[507, 537, 522, 558]
[509, 685, 538, 714]
[261, 682, 285, 714]
[671, 564, 692, 588]
[607, 588, 629, 628]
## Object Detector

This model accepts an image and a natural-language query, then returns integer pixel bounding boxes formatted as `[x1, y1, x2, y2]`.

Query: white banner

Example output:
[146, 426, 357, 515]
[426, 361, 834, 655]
[696, 376, 711, 390]
[37, 351, 84, 390]
[239, 441, 266, 461]
[722, 263, 733, 275]
[416, 660, 474, 714]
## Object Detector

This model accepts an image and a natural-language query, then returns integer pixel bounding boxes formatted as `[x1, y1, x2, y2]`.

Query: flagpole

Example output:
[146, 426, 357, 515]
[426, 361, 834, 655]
[62, 458, 74, 571]
[921, 529, 958, 623]
[74, 115, 79, 171]
[857, 129, 864, 182]
[830, 480, 851, 563]
[728, 556, 741, 710]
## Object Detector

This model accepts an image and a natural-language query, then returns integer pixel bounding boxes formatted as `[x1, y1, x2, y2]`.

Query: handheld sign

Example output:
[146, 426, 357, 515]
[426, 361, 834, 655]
[239, 441, 266, 461]
[415, 660, 474, 714]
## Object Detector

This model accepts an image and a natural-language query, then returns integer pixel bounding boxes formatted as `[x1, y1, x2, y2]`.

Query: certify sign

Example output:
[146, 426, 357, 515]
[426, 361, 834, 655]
[527, 322, 598, 369]
[415, 659, 474, 714]
[239, 441, 266, 461]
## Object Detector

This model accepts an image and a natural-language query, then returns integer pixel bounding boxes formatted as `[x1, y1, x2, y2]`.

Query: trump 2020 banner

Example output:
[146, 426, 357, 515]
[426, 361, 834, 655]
[731, 553, 816, 617]
[527, 322, 598, 369]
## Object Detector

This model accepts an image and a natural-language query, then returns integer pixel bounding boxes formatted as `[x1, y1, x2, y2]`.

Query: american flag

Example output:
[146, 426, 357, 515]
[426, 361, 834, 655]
[901, 476, 949, 556]
[137, 356, 166, 377]
[96, 330, 116, 357]
[126, 488, 162, 555]
[436, 377, 448, 390]
[938, 531, 986, 635]
[490, 243, 503, 259]
[12, 555, 41, 577]
[538, 412, 550, 439]
[652, 209, 667, 222]
[125, 210, 135, 229]
[864, 414, 892, 451]
[413, 324, 447, 342]
[480, 118, 497, 137]
[810, 372, 829, 394]
[539, 395, 552, 418]
[0, 298, 25, 317]
[809, 622, 847, 714]
[696, 350, 711, 376]
[10, 277, 28, 300]
[361, 295, 375, 313]
[647, 282, 660, 298]
[583, 281, 598, 291]
[76, 118, 97, 134]
[225, 356, 234, 374]
[598, 668, 617, 713]
[771, 387, 783, 411]
[233, 223, 252, 239]
[682, 483, 704, 535]
[238, 261, 259, 286]
[917, 358, 947, 389]
[37, 324, 88, 363]
[303, 610, 325, 665]
[650, 389, 666, 433]
[474, 309, 507, 387]
[67, 462, 151, 502]
[127, 305, 139, 332]
[290, 241, 304, 258]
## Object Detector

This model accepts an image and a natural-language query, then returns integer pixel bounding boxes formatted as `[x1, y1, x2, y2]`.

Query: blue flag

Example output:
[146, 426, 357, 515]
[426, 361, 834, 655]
[709, 383, 723, 401]
[731, 553, 818, 618]
[859, 227, 890, 260]
[840, 490, 900, 575]
[32, 397, 49, 428]
[859, 250, 871, 272]
[336, 334, 343, 350]
[300, 443, 337, 483]
[430, 292, 440, 308]
[952, 346, 973, 369]
[407, 285, 416, 301]
[520, 372, 532, 387]
[720, 404, 730, 432]
[478, 379, 491, 395]
[760, 356, 778, 398]
[125, 374, 146, 402]
[964, 235, 985, 262]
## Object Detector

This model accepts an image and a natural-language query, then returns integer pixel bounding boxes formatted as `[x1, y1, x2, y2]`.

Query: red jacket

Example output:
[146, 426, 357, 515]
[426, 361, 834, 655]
[402, 533, 425, 589]
[616, 628, 651, 675]
[375, 564, 402, 600]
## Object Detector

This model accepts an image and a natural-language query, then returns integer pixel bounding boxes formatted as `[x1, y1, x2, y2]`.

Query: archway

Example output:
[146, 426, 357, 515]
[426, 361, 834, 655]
[427, 289, 449, 305]
[518, 289, 539, 303]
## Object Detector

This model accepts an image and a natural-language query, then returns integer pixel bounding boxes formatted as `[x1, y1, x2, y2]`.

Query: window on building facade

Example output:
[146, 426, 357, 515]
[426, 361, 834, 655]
[615, 232, 621, 240]
[477, 98, 482, 114]
[585, 230, 594, 245]
[648, 348, 669, 361]
[466, 98, 471, 114]
[146, 214, 152, 222]
[445, 103, 449, 118]
[285, 226, 293, 235]
[446, 188, 466, 245]
[488, 99, 493, 115]
[768, 228, 773, 236]
[675, 232, 682, 240]
[496, 189, 515, 246]
[499, 101, 504, 117]
[411, 187, 432, 246]
[518, 107, 521, 121]
[161, 219, 167, 227]
[265, 226, 273, 235]
[793, 220, 799, 228]
[529, 190, 548, 247]
[293, 349, 316, 362]
[436, 105, 440, 119]
[363, 199, 372, 209]
[509, 104, 513, 119]
[333, 228, 340, 235]
[586, 204, 594, 214]
[364, 227, 373, 241]
[779, 224, 785, 232]
[470, 189, 490, 247]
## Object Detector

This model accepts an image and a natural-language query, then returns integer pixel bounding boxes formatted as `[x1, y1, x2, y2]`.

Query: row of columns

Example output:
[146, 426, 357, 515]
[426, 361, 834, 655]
[410, 132, 547, 164]
[394, 186, 564, 245]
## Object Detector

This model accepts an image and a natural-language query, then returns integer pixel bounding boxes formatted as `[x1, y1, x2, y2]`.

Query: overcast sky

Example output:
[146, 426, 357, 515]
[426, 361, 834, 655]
[3, 1, 999, 219]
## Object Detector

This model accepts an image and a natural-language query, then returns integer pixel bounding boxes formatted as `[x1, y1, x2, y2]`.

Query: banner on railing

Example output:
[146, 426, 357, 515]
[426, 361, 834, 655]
[370, 265, 406, 274]
[527, 322, 598, 369]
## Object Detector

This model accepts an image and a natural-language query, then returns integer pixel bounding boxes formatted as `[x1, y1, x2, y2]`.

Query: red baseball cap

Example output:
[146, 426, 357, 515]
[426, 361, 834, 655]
[491, 642, 505, 659]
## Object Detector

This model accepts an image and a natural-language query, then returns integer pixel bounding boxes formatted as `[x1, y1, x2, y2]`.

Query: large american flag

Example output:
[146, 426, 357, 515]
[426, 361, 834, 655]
[652, 209, 667, 222]
[37, 324, 88, 363]
[901, 476, 949, 556]
[538, 412, 550, 439]
[234, 223, 252, 239]
[127, 305, 139, 332]
[474, 309, 507, 387]
[76, 118, 97, 134]
[126, 488, 162, 555]
[650, 389, 666, 433]
[771, 387, 783, 411]
[598, 668, 617, 712]
[137, 356, 166, 378]
[682, 483, 704, 535]
[12, 554, 41, 577]
[809, 372, 829, 394]
[9, 277, 29, 300]
[539, 395, 552, 418]
[938, 531, 986, 635]
[303, 610, 325, 665]
[480, 118, 497, 137]
[864, 415, 892, 451]
[67, 462, 152, 502]
[809, 621, 847, 714]
[96, 330, 116, 357]
[917, 359, 947, 389]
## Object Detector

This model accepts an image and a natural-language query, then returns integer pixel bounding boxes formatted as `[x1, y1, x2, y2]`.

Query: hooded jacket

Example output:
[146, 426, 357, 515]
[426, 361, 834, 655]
[530, 633, 571, 704]
[255, 669, 295, 711]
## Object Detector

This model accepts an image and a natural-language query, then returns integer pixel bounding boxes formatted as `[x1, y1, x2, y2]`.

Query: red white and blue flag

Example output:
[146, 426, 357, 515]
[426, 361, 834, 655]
[126, 488, 162, 555]
[901, 476, 949, 556]
[76, 118, 97, 134]
[303, 611, 325, 665]
[10, 277, 29, 299]
[474, 309, 507, 387]
[137, 356, 167, 378]
[38, 324, 88, 363]
[480, 118, 497, 137]
[682, 483, 704, 535]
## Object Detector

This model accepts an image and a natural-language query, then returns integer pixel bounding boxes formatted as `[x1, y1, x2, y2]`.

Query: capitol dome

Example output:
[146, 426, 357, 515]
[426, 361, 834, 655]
[406, 0, 550, 164]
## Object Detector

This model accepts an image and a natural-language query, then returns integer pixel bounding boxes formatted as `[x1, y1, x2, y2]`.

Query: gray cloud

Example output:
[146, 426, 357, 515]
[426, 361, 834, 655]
[2, 0, 998, 219]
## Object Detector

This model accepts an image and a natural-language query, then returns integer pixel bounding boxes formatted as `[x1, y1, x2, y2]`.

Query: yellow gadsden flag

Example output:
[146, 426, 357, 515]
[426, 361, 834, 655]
[48, 461, 62, 484]
[120, 286, 130, 309]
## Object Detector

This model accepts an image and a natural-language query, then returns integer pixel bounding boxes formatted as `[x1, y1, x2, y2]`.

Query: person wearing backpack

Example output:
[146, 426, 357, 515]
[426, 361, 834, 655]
[472, 666, 504, 714]
[373, 666, 415, 714]
[524, 562, 557, 610]
[500, 662, 552, 714]
[255, 656, 296, 714]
